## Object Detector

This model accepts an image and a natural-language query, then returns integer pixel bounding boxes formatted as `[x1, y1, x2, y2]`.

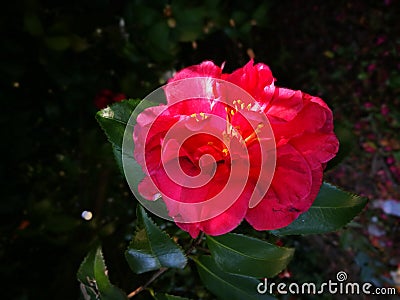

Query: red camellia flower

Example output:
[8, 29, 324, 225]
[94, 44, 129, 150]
[133, 60, 339, 238]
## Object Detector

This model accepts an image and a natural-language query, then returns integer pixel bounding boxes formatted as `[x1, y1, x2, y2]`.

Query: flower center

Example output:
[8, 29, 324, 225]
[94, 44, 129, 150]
[188, 100, 265, 158]
[223, 100, 265, 150]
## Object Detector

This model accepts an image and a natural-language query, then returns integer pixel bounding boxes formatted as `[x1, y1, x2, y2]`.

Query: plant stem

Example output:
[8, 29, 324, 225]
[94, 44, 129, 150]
[126, 232, 205, 298]
[186, 232, 205, 255]
[127, 267, 168, 298]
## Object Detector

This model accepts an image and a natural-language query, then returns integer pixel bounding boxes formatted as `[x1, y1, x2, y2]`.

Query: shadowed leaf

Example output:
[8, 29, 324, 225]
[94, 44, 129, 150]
[125, 206, 187, 274]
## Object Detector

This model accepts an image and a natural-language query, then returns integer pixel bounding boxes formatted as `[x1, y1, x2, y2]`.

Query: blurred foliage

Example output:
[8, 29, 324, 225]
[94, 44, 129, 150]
[1, 0, 399, 299]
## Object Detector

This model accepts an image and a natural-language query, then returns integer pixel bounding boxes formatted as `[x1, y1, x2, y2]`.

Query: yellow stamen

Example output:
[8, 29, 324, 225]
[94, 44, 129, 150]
[245, 132, 257, 144]
[244, 123, 265, 144]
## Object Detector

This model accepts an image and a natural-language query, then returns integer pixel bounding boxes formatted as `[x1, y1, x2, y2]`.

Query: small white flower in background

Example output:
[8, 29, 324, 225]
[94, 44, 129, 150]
[373, 199, 400, 217]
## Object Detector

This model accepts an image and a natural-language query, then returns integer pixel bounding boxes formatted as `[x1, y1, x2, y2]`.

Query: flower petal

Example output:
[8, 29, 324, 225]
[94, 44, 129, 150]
[138, 176, 160, 201]
[265, 88, 304, 122]
[245, 143, 319, 230]
[271, 144, 313, 205]
[245, 187, 298, 230]
[176, 183, 252, 237]
[290, 132, 339, 169]
[224, 60, 274, 102]
[246, 165, 323, 230]
[270, 100, 329, 144]
[169, 61, 222, 82]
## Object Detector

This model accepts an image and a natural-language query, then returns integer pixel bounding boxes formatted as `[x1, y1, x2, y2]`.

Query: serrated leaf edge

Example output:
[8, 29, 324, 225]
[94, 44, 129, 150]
[125, 206, 187, 273]
[316, 182, 368, 208]
[274, 182, 368, 236]
[139, 206, 187, 261]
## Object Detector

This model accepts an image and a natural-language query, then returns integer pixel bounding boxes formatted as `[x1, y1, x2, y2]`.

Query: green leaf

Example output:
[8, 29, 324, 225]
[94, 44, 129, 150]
[155, 294, 192, 300]
[95, 99, 141, 173]
[274, 183, 367, 235]
[194, 256, 275, 300]
[206, 233, 294, 277]
[111, 145, 124, 173]
[77, 247, 127, 300]
[96, 99, 140, 147]
[125, 206, 187, 274]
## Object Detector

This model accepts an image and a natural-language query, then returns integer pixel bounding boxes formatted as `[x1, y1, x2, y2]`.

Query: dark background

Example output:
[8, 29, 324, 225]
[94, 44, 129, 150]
[1, 0, 399, 299]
